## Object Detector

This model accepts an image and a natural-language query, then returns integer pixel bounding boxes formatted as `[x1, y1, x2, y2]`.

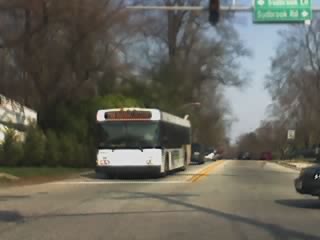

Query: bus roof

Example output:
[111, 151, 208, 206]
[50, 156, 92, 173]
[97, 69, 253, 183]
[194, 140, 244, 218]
[96, 108, 191, 128]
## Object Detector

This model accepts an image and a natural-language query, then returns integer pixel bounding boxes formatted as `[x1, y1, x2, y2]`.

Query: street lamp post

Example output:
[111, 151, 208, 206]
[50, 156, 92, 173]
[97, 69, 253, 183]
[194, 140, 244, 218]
[179, 102, 201, 110]
[178, 102, 201, 120]
[178, 102, 201, 142]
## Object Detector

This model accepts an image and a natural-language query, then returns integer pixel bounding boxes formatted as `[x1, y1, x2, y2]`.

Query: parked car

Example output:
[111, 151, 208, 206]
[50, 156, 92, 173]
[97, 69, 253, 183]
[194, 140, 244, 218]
[205, 152, 214, 161]
[295, 166, 320, 198]
[260, 152, 272, 160]
[238, 152, 251, 160]
[191, 143, 205, 164]
[204, 146, 214, 155]
[205, 151, 216, 161]
[215, 149, 224, 160]
[204, 147, 216, 161]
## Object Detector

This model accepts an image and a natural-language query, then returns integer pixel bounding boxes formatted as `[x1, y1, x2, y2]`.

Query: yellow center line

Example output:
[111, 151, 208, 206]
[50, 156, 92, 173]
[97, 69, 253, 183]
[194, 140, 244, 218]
[189, 162, 218, 182]
[189, 160, 225, 183]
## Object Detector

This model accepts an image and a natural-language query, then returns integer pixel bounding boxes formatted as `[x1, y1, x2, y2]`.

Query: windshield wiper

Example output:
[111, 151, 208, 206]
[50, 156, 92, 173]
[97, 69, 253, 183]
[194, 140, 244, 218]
[127, 143, 144, 152]
[138, 145, 144, 152]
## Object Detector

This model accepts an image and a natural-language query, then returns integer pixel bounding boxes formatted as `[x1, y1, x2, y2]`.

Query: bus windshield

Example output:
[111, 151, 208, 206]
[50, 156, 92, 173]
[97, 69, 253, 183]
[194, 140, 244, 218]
[97, 121, 160, 149]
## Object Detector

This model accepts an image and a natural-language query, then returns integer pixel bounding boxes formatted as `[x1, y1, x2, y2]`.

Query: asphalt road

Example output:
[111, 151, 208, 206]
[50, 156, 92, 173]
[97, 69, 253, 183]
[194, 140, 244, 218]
[1, 160, 320, 240]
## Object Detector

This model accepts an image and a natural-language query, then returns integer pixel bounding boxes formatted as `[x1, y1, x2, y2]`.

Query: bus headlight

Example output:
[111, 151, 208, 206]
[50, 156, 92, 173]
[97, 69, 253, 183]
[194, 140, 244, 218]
[97, 159, 110, 166]
[97, 154, 109, 166]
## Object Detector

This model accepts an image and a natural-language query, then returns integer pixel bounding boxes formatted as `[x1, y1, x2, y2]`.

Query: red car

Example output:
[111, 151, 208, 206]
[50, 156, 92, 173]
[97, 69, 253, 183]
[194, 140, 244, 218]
[260, 152, 272, 160]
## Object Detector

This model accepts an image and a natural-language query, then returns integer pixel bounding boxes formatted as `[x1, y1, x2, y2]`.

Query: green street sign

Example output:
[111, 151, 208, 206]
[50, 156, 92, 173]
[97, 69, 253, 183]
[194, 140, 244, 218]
[254, 0, 312, 22]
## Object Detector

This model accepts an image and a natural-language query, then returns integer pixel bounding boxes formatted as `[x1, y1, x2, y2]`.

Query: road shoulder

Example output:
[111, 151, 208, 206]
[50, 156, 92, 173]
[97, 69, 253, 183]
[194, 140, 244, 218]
[272, 160, 320, 171]
[0, 168, 91, 188]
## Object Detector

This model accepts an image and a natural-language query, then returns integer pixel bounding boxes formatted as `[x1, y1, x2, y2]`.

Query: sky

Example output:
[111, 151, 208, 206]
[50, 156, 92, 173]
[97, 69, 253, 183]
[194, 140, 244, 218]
[225, 12, 287, 142]
[226, 0, 320, 142]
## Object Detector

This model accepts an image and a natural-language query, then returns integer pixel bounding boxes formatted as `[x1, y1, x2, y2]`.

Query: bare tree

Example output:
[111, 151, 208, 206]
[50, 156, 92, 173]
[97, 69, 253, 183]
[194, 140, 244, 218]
[0, 0, 134, 110]
[0, 0, 251, 147]
[266, 20, 320, 149]
[126, 0, 251, 145]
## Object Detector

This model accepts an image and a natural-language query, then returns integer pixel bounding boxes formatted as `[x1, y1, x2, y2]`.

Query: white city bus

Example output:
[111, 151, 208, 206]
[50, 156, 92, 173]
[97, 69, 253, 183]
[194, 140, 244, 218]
[95, 108, 192, 177]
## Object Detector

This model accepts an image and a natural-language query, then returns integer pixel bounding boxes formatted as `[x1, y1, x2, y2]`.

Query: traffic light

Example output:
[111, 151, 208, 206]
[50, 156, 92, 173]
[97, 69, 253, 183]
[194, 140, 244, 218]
[209, 0, 220, 25]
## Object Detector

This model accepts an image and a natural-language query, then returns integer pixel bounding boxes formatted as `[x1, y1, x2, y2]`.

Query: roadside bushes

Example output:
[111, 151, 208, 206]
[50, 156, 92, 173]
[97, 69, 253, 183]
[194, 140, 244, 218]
[45, 130, 61, 167]
[59, 134, 90, 168]
[23, 127, 46, 166]
[0, 127, 93, 167]
[0, 129, 23, 166]
[0, 94, 143, 168]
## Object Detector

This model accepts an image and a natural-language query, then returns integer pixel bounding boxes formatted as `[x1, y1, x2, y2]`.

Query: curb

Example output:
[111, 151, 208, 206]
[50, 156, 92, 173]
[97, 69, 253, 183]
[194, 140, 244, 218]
[273, 161, 300, 171]
[0, 173, 20, 181]
[0, 170, 92, 187]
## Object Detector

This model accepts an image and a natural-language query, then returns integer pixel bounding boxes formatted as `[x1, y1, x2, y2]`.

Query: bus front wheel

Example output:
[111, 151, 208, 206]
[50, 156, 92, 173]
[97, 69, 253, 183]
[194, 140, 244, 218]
[96, 172, 106, 179]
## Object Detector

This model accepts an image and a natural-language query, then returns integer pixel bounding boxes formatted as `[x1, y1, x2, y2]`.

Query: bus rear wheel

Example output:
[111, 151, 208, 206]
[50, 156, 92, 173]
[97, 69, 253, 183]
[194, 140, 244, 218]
[96, 172, 106, 179]
[181, 151, 188, 171]
[160, 158, 169, 177]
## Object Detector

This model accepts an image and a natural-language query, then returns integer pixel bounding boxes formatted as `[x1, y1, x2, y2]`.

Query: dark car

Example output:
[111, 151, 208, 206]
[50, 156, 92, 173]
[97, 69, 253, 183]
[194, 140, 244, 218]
[191, 143, 205, 164]
[204, 146, 214, 156]
[295, 166, 320, 197]
[260, 152, 272, 160]
[238, 152, 251, 160]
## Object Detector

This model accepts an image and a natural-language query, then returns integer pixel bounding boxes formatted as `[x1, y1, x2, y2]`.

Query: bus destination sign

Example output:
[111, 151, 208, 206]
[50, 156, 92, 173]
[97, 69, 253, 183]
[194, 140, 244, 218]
[105, 111, 152, 120]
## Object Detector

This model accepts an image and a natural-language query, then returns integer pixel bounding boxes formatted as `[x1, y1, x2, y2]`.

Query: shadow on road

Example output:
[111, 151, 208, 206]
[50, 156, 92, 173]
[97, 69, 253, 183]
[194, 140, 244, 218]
[4, 192, 320, 239]
[110, 193, 199, 200]
[82, 172, 162, 180]
[80, 172, 100, 179]
[0, 195, 30, 202]
[108, 191, 320, 240]
[275, 199, 320, 209]
[81, 170, 189, 180]
[188, 162, 212, 166]
[36, 209, 196, 220]
[0, 211, 24, 222]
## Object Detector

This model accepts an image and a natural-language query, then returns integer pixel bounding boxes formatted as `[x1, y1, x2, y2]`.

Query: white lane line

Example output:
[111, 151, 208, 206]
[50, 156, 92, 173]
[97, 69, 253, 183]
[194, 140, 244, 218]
[50, 180, 188, 185]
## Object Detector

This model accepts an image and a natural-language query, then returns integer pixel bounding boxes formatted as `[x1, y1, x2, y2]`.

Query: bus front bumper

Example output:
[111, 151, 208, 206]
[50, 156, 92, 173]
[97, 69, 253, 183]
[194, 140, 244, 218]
[95, 166, 161, 176]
